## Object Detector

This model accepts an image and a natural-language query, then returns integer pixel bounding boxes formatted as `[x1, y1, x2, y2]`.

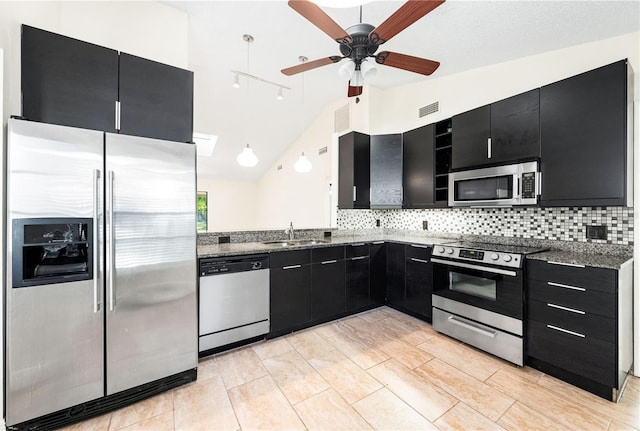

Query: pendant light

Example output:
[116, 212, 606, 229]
[294, 152, 312, 173]
[237, 144, 258, 167]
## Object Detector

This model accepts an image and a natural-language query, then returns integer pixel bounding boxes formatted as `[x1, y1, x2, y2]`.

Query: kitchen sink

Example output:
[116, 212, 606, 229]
[263, 239, 330, 246]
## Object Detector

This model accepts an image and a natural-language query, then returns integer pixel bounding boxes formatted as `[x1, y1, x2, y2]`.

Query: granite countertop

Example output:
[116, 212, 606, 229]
[197, 232, 633, 270]
[197, 234, 455, 259]
[526, 250, 633, 270]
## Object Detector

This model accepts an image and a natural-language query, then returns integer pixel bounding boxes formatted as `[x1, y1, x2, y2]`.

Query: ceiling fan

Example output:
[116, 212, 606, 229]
[281, 0, 445, 97]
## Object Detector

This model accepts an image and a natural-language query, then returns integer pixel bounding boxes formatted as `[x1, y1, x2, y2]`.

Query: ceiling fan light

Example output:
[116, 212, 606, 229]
[237, 144, 258, 167]
[338, 60, 356, 81]
[232, 73, 240, 88]
[351, 70, 364, 87]
[294, 152, 312, 173]
[360, 59, 377, 79]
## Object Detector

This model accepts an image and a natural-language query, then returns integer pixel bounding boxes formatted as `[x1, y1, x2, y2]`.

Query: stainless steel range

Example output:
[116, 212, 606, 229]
[431, 241, 546, 366]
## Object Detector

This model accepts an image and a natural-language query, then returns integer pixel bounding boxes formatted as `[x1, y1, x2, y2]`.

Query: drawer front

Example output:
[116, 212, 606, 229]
[311, 245, 345, 263]
[528, 299, 615, 343]
[527, 279, 615, 317]
[527, 320, 615, 387]
[405, 243, 432, 261]
[346, 242, 370, 258]
[527, 260, 616, 293]
[270, 249, 311, 268]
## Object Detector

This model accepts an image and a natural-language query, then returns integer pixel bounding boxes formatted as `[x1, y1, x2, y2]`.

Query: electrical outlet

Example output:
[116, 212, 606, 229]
[375, 219, 381, 227]
[422, 220, 428, 230]
[586, 225, 607, 240]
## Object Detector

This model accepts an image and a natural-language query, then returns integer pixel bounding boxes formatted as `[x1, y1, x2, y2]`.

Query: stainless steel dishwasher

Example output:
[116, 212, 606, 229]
[199, 254, 270, 354]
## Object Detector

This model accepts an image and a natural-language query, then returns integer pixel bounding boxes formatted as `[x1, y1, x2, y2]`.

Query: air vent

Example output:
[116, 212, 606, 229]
[318, 146, 328, 155]
[334, 104, 350, 133]
[419, 101, 439, 118]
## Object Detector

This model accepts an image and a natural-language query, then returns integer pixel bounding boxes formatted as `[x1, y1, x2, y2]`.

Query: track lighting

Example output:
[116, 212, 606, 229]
[277, 87, 284, 100]
[237, 144, 258, 167]
[232, 73, 240, 88]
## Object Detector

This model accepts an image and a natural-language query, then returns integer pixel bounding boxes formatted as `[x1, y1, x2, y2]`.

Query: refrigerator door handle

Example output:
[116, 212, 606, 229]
[93, 169, 101, 312]
[107, 170, 116, 311]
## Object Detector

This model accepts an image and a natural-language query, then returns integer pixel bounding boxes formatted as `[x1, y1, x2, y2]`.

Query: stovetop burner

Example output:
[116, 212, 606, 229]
[442, 241, 548, 256]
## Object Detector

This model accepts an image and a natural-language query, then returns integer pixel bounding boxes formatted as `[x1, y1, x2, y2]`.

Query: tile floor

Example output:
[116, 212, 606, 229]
[61, 306, 640, 431]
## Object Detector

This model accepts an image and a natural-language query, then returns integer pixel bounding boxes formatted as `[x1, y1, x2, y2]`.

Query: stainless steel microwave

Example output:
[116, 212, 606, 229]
[448, 161, 540, 207]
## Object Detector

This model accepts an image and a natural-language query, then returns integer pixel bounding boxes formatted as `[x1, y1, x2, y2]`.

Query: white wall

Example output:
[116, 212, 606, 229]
[0, 47, 5, 428]
[196, 177, 261, 231]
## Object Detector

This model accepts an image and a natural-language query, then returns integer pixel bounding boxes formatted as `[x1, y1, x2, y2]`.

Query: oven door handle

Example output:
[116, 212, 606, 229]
[430, 258, 517, 277]
[448, 315, 497, 338]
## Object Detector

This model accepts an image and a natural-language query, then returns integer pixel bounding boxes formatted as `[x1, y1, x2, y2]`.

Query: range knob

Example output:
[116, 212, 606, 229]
[446, 248, 454, 254]
[490, 253, 500, 261]
[503, 255, 513, 262]
[437, 246, 445, 253]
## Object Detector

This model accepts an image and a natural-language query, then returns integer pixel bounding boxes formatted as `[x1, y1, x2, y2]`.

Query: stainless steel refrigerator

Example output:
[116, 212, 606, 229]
[5, 119, 197, 428]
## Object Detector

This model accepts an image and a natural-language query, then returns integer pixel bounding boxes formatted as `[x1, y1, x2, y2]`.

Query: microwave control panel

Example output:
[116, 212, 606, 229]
[521, 172, 536, 199]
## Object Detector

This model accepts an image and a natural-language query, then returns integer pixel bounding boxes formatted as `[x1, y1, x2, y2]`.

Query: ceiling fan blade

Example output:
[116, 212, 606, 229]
[288, 0, 352, 43]
[281, 56, 342, 76]
[375, 51, 440, 75]
[369, 0, 445, 45]
[348, 82, 363, 97]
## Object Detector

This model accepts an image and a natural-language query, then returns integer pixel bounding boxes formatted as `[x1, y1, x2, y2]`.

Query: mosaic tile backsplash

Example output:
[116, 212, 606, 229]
[337, 207, 634, 246]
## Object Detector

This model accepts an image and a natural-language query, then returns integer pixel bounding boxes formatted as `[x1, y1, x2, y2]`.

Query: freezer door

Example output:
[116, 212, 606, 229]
[105, 133, 197, 395]
[5, 119, 104, 426]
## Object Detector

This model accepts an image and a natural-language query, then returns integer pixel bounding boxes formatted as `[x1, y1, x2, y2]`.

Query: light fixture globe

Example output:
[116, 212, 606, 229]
[237, 145, 258, 167]
[294, 152, 312, 173]
[338, 60, 356, 81]
[360, 59, 377, 79]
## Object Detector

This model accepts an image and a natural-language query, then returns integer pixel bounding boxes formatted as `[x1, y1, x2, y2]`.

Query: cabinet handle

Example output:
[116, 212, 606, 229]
[547, 303, 585, 315]
[410, 244, 429, 249]
[351, 256, 367, 261]
[548, 261, 586, 268]
[353, 186, 357, 202]
[321, 260, 338, 265]
[350, 243, 365, 247]
[410, 257, 429, 264]
[487, 137, 492, 159]
[372, 241, 384, 245]
[448, 316, 496, 338]
[547, 324, 585, 338]
[283, 264, 301, 270]
[115, 101, 121, 131]
[547, 281, 586, 292]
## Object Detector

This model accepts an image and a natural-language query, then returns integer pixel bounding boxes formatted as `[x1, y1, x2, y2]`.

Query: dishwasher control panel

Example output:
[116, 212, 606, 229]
[200, 255, 269, 276]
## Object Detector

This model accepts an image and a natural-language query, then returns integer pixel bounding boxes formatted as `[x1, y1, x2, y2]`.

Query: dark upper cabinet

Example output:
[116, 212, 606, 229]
[21, 25, 194, 143]
[119, 53, 194, 143]
[403, 124, 435, 208]
[539, 60, 629, 207]
[338, 132, 371, 209]
[451, 105, 490, 170]
[451, 90, 540, 170]
[21, 25, 119, 133]
[370, 134, 403, 208]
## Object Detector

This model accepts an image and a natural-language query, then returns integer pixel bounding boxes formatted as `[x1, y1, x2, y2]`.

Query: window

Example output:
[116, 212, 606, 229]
[197, 192, 207, 232]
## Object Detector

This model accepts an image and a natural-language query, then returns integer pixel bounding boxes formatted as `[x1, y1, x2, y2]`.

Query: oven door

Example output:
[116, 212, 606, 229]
[431, 258, 523, 320]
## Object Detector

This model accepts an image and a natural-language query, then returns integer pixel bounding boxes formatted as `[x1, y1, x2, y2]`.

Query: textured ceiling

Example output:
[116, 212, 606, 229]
[164, 0, 640, 181]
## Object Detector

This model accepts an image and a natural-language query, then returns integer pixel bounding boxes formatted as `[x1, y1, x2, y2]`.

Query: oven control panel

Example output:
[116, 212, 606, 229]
[432, 246, 523, 268]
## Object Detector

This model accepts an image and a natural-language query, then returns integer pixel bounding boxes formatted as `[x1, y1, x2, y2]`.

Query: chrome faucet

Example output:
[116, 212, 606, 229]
[285, 222, 295, 241]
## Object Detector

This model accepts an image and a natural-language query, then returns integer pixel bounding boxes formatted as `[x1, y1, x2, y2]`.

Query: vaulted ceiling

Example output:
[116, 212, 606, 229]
[165, 1, 640, 181]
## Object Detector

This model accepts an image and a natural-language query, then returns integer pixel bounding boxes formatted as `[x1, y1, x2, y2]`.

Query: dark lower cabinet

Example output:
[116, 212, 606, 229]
[369, 242, 386, 305]
[385, 242, 405, 308]
[269, 250, 312, 337]
[539, 60, 629, 207]
[311, 247, 346, 322]
[526, 259, 633, 401]
[346, 256, 370, 311]
[404, 245, 433, 321]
